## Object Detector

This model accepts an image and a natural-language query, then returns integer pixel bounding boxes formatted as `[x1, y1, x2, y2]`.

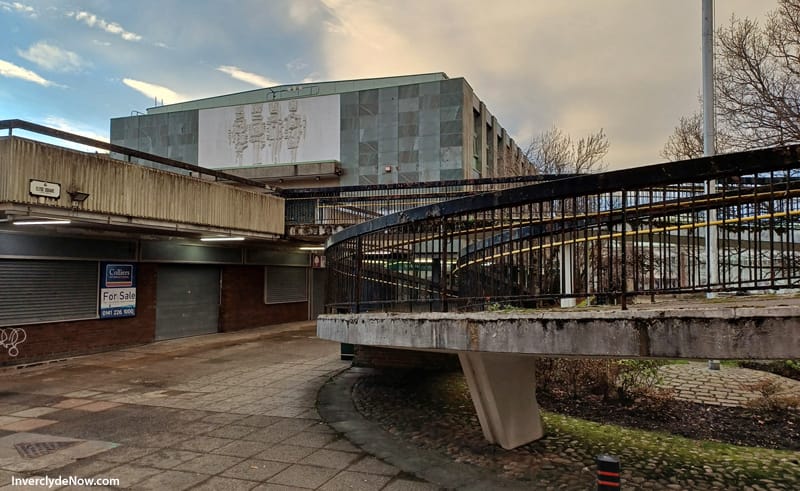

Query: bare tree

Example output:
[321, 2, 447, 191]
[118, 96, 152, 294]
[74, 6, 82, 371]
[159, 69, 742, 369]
[664, 0, 800, 157]
[661, 111, 733, 160]
[526, 126, 609, 174]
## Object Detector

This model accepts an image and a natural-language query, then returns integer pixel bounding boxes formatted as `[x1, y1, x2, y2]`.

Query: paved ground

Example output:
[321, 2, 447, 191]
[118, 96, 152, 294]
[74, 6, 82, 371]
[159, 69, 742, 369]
[660, 362, 800, 407]
[1, 319, 796, 490]
[0, 322, 435, 490]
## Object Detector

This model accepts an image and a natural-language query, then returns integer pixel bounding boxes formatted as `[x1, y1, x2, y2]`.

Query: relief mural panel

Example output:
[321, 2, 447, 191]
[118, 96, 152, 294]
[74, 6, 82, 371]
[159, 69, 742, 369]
[198, 94, 340, 169]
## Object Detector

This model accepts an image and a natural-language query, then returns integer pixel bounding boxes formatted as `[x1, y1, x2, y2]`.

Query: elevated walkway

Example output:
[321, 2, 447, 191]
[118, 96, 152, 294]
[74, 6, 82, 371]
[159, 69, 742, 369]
[318, 295, 800, 449]
[318, 295, 800, 360]
[0, 119, 282, 241]
[318, 143, 800, 450]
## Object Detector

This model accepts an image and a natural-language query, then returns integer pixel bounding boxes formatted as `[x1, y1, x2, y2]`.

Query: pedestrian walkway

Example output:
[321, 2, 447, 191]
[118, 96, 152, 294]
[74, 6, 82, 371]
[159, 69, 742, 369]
[0, 322, 436, 490]
[2, 322, 797, 490]
[659, 362, 800, 407]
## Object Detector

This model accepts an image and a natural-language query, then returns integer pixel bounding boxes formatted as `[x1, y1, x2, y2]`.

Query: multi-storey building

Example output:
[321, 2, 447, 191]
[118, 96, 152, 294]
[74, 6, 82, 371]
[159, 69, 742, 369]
[110, 73, 531, 187]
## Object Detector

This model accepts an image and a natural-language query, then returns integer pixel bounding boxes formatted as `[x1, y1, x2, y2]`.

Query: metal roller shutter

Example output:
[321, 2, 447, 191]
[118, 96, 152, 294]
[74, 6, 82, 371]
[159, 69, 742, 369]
[0, 260, 99, 327]
[264, 266, 308, 304]
[155, 265, 219, 340]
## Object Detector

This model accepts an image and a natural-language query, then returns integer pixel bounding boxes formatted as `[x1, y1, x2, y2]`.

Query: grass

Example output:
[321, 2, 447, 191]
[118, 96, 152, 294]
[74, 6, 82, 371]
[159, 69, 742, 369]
[542, 411, 799, 482]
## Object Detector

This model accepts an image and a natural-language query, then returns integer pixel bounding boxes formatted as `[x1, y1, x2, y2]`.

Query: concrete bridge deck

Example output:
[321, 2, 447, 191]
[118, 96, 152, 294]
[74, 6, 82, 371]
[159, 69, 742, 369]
[317, 295, 800, 360]
[317, 294, 800, 449]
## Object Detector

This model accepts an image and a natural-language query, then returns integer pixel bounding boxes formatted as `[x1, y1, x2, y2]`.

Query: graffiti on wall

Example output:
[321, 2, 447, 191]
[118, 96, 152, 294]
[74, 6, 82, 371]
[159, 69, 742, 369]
[1, 328, 26, 357]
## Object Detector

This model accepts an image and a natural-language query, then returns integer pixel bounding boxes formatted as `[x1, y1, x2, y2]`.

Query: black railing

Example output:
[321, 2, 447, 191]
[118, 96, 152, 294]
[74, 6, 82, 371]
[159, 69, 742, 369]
[325, 145, 800, 313]
[281, 175, 569, 227]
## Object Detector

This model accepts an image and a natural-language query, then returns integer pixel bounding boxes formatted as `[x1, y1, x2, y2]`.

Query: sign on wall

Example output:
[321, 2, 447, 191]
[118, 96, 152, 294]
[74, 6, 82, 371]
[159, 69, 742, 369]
[99, 263, 137, 319]
[29, 179, 61, 199]
[198, 94, 341, 169]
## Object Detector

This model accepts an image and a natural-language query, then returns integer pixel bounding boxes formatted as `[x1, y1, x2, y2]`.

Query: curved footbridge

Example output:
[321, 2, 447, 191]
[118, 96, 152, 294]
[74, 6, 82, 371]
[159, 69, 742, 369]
[318, 297, 800, 449]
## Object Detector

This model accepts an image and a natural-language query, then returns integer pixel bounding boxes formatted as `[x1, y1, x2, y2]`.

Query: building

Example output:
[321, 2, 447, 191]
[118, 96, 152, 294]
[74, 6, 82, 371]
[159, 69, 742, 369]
[110, 73, 531, 187]
[0, 74, 532, 365]
[0, 125, 321, 366]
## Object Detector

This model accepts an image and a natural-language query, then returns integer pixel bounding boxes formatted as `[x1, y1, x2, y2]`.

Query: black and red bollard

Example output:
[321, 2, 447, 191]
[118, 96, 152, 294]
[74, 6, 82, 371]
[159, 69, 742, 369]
[596, 454, 621, 489]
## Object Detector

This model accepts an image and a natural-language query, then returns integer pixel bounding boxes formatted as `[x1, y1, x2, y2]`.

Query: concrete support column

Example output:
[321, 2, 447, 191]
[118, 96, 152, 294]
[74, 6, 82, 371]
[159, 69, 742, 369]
[458, 352, 543, 449]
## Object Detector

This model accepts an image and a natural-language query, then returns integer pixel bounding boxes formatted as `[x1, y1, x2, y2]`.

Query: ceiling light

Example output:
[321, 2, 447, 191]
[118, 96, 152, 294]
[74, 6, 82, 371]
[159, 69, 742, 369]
[298, 246, 325, 251]
[13, 219, 71, 226]
[200, 236, 245, 242]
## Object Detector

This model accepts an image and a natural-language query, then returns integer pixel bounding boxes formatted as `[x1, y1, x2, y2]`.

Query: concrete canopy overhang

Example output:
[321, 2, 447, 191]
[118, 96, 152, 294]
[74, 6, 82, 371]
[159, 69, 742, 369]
[0, 203, 282, 244]
[0, 133, 285, 244]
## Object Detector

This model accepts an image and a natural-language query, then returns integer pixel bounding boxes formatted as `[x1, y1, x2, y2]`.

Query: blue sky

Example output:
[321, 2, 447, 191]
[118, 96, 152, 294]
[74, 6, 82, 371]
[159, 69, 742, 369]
[0, 0, 775, 168]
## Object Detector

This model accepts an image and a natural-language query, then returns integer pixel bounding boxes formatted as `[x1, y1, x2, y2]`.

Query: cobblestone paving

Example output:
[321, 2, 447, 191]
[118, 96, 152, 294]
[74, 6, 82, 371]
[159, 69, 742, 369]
[659, 362, 800, 406]
[342, 367, 800, 491]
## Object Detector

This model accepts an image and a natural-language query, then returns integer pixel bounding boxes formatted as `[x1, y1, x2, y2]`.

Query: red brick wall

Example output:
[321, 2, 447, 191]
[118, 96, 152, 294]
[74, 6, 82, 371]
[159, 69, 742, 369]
[0, 263, 157, 366]
[1, 263, 311, 366]
[219, 265, 308, 332]
[354, 345, 461, 371]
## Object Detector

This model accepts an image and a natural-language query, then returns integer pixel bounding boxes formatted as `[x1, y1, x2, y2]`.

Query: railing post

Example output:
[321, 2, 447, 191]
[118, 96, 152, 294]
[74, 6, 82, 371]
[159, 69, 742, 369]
[560, 243, 576, 308]
[441, 218, 449, 313]
[621, 190, 628, 310]
[354, 236, 363, 313]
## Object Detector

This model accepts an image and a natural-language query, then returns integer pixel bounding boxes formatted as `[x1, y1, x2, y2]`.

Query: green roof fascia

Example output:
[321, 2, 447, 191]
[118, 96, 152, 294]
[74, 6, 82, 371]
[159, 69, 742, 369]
[146, 73, 450, 115]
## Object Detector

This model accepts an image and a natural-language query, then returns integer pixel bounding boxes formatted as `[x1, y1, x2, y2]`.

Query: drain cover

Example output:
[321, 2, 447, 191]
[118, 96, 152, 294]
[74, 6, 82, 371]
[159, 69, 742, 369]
[14, 441, 79, 459]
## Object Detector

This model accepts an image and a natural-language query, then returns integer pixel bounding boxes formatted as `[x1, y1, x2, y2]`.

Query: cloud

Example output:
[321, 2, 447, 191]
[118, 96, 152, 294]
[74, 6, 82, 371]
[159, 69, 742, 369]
[67, 10, 142, 42]
[43, 116, 108, 142]
[122, 78, 187, 104]
[311, 0, 703, 168]
[288, 0, 320, 25]
[217, 65, 280, 88]
[18, 41, 88, 73]
[0, 1, 36, 17]
[286, 58, 309, 74]
[0, 59, 59, 87]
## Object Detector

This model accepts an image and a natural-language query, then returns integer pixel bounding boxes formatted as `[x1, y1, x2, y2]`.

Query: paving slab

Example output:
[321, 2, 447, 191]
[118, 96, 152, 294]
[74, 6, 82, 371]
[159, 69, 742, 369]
[0, 321, 433, 490]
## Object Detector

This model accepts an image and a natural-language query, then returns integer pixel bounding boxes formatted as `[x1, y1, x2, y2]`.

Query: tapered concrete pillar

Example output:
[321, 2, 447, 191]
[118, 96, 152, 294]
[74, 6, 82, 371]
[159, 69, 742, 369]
[458, 352, 543, 449]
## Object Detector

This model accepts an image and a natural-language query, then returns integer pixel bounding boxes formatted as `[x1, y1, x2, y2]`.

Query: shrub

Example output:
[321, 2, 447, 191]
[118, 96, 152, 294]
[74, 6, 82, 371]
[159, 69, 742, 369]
[744, 379, 800, 412]
[737, 359, 800, 382]
[536, 358, 668, 402]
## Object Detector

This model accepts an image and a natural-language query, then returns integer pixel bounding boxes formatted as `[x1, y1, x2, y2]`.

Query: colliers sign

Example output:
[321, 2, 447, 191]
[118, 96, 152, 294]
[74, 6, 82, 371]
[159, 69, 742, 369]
[99, 263, 137, 319]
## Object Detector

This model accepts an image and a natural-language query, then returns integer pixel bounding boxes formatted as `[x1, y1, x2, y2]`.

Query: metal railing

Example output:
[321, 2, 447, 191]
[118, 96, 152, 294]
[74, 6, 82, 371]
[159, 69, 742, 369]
[281, 175, 568, 228]
[0, 119, 269, 190]
[325, 145, 800, 313]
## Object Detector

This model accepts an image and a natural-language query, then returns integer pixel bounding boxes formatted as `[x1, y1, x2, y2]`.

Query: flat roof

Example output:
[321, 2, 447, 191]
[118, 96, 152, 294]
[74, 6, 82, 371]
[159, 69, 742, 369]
[146, 73, 450, 115]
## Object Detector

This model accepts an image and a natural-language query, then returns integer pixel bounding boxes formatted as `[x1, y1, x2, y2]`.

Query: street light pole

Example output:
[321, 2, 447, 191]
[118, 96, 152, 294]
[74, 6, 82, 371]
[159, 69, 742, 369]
[703, 0, 721, 371]
[703, 0, 719, 294]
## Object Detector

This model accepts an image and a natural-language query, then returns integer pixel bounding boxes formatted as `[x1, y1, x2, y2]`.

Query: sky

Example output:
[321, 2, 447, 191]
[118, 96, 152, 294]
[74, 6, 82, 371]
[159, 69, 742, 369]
[0, 0, 777, 169]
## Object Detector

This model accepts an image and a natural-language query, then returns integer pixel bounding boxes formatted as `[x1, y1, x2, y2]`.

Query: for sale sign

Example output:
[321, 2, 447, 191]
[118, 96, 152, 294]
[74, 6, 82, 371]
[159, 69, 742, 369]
[99, 263, 137, 319]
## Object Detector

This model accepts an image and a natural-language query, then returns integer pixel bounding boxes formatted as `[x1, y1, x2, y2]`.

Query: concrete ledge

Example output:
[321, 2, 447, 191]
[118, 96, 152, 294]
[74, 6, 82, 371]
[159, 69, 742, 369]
[317, 306, 800, 359]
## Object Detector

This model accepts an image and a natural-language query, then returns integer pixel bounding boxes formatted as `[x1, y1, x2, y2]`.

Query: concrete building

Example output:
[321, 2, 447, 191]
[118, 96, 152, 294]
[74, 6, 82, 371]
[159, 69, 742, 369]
[0, 127, 323, 366]
[110, 73, 531, 188]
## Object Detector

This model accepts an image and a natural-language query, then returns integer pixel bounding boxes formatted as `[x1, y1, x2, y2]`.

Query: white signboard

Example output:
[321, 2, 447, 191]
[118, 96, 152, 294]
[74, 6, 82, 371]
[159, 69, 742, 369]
[198, 94, 341, 169]
[100, 263, 137, 319]
[29, 180, 61, 199]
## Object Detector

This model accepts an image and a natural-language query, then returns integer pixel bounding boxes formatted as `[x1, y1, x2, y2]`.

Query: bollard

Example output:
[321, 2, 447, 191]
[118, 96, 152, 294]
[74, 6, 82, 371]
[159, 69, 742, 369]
[596, 454, 620, 489]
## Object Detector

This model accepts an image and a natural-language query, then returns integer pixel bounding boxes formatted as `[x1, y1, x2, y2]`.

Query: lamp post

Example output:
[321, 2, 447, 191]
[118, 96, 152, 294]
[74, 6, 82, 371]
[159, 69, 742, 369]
[703, 0, 718, 293]
[703, 0, 721, 371]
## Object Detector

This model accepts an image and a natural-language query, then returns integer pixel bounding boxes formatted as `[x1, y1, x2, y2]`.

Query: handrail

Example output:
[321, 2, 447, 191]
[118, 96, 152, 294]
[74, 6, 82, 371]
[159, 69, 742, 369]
[327, 145, 800, 248]
[325, 143, 800, 313]
[0, 119, 270, 191]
